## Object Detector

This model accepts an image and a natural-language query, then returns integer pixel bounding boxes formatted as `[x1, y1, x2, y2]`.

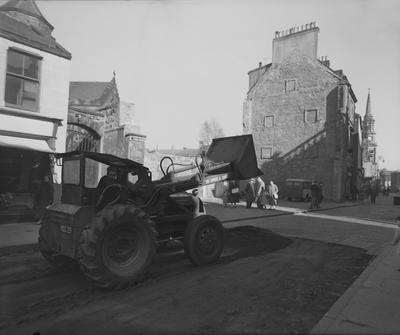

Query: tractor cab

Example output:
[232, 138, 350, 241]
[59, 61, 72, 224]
[59, 151, 153, 208]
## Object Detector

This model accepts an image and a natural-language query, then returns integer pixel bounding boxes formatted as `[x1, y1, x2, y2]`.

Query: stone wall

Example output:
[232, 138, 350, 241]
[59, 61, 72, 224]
[127, 133, 146, 164]
[103, 127, 126, 157]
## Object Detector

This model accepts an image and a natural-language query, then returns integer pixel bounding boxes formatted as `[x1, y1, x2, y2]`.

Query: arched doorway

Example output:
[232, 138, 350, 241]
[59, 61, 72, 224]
[66, 123, 100, 152]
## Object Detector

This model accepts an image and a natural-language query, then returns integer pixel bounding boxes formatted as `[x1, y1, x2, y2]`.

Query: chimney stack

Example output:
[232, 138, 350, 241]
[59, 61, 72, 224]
[319, 55, 330, 67]
[272, 21, 319, 64]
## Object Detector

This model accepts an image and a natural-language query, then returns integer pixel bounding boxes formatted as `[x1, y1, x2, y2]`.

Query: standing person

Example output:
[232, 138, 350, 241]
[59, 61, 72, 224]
[229, 180, 240, 208]
[369, 183, 378, 204]
[30, 155, 53, 224]
[221, 183, 229, 207]
[267, 180, 279, 209]
[244, 178, 256, 208]
[254, 177, 267, 209]
[316, 182, 323, 208]
[310, 181, 319, 210]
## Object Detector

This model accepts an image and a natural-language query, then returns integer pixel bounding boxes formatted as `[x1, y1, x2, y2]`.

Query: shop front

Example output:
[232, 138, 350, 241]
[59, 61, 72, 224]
[0, 137, 55, 223]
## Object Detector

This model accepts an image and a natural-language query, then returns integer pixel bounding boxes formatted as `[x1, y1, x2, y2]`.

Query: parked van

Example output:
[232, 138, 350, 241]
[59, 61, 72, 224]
[285, 179, 312, 201]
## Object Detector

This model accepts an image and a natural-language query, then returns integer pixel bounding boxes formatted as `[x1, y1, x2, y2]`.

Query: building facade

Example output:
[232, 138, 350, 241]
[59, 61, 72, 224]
[361, 90, 378, 180]
[243, 22, 363, 201]
[67, 75, 146, 181]
[0, 0, 71, 218]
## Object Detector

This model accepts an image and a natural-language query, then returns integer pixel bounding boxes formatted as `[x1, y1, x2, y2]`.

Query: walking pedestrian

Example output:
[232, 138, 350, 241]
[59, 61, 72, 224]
[267, 180, 279, 209]
[244, 178, 256, 208]
[254, 177, 267, 209]
[30, 155, 53, 224]
[370, 183, 378, 204]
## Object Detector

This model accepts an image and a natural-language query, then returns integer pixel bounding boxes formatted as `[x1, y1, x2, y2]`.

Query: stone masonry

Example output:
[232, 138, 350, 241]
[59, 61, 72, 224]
[243, 23, 362, 201]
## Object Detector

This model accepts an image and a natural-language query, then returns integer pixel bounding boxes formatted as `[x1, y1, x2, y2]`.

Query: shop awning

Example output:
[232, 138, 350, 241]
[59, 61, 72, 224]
[0, 135, 55, 153]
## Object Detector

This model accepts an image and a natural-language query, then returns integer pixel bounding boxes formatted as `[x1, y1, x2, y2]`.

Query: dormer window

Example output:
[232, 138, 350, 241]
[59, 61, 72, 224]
[5, 48, 41, 112]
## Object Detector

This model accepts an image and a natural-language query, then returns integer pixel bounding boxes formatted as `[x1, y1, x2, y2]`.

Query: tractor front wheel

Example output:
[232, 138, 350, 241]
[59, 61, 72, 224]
[184, 215, 224, 266]
[79, 204, 157, 289]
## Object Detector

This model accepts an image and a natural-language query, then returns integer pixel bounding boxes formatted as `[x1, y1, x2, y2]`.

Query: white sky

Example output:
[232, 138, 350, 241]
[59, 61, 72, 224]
[31, 0, 400, 170]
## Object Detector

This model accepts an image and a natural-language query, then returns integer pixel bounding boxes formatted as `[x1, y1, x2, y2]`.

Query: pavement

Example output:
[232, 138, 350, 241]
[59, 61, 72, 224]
[1, 194, 400, 334]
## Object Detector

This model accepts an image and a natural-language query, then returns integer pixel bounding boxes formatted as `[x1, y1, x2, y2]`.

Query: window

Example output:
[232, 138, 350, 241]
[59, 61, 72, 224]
[63, 159, 80, 185]
[285, 79, 296, 92]
[85, 158, 109, 188]
[5, 49, 41, 111]
[264, 115, 275, 128]
[304, 109, 318, 123]
[261, 146, 273, 159]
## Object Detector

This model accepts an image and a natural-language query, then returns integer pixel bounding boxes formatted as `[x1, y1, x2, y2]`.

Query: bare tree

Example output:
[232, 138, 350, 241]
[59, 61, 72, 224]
[199, 119, 225, 149]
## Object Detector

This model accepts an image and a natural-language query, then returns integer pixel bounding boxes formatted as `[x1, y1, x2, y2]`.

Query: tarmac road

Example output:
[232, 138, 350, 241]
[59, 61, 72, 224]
[0, 212, 392, 335]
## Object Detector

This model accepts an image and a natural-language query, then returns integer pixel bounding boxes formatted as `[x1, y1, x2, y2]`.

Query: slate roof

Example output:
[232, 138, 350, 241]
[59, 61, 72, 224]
[0, 1, 71, 59]
[247, 63, 272, 75]
[0, 0, 53, 29]
[69, 78, 119, 107]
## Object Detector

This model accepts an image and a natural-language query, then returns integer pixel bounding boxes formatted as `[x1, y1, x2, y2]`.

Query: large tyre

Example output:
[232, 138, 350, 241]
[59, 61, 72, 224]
[184, 215, 224, 266]
[79, 204, 157, 289]
[38, 220, 77, 270]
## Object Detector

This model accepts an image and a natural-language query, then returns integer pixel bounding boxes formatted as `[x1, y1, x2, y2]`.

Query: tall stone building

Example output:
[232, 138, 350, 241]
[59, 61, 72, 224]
[243, 22, 363, 201]
[67, 75, 146, 163]
[361, 90, 378, 179]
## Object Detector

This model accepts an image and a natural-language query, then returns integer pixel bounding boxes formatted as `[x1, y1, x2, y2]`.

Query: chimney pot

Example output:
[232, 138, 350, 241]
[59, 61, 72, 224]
[259, 62, 262, 67]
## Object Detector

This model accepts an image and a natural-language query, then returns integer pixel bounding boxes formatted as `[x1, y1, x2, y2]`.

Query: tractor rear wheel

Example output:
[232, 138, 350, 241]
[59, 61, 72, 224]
[184, 215, 224, 266]
[79, 204, 157, 289]
[38, 220, 77, 270]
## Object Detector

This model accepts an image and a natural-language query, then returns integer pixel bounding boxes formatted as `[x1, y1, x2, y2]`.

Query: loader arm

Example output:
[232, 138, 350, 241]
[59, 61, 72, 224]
[156, 134, 262, 195]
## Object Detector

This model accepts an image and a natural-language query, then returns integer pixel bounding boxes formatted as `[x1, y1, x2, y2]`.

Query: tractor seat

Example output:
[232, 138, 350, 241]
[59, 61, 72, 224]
[95, 184, 124, 211]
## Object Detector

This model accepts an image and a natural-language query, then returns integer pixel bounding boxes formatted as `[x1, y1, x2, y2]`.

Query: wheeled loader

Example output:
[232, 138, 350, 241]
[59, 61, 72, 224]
[38, 135, 262, 289]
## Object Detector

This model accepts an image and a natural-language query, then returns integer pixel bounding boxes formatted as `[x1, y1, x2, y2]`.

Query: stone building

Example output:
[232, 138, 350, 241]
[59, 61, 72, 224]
[361, 89, 378, 180]
[243, 22, 363, 201]
[0, 0, 71, 220]
[67, 74, 146, 181]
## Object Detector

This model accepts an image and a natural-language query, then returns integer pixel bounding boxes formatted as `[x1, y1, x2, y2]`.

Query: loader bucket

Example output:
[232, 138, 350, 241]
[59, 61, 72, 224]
[205, 134, 263, 180]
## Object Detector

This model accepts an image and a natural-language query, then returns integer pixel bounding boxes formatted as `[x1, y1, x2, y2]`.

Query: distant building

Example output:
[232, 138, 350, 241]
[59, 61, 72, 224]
[67, 74, 146, 168]
[379, 169, 391, 189]
[0, 0, 71, 219]
[243, 22, 363, 201]
[361, 90, 378, 179]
